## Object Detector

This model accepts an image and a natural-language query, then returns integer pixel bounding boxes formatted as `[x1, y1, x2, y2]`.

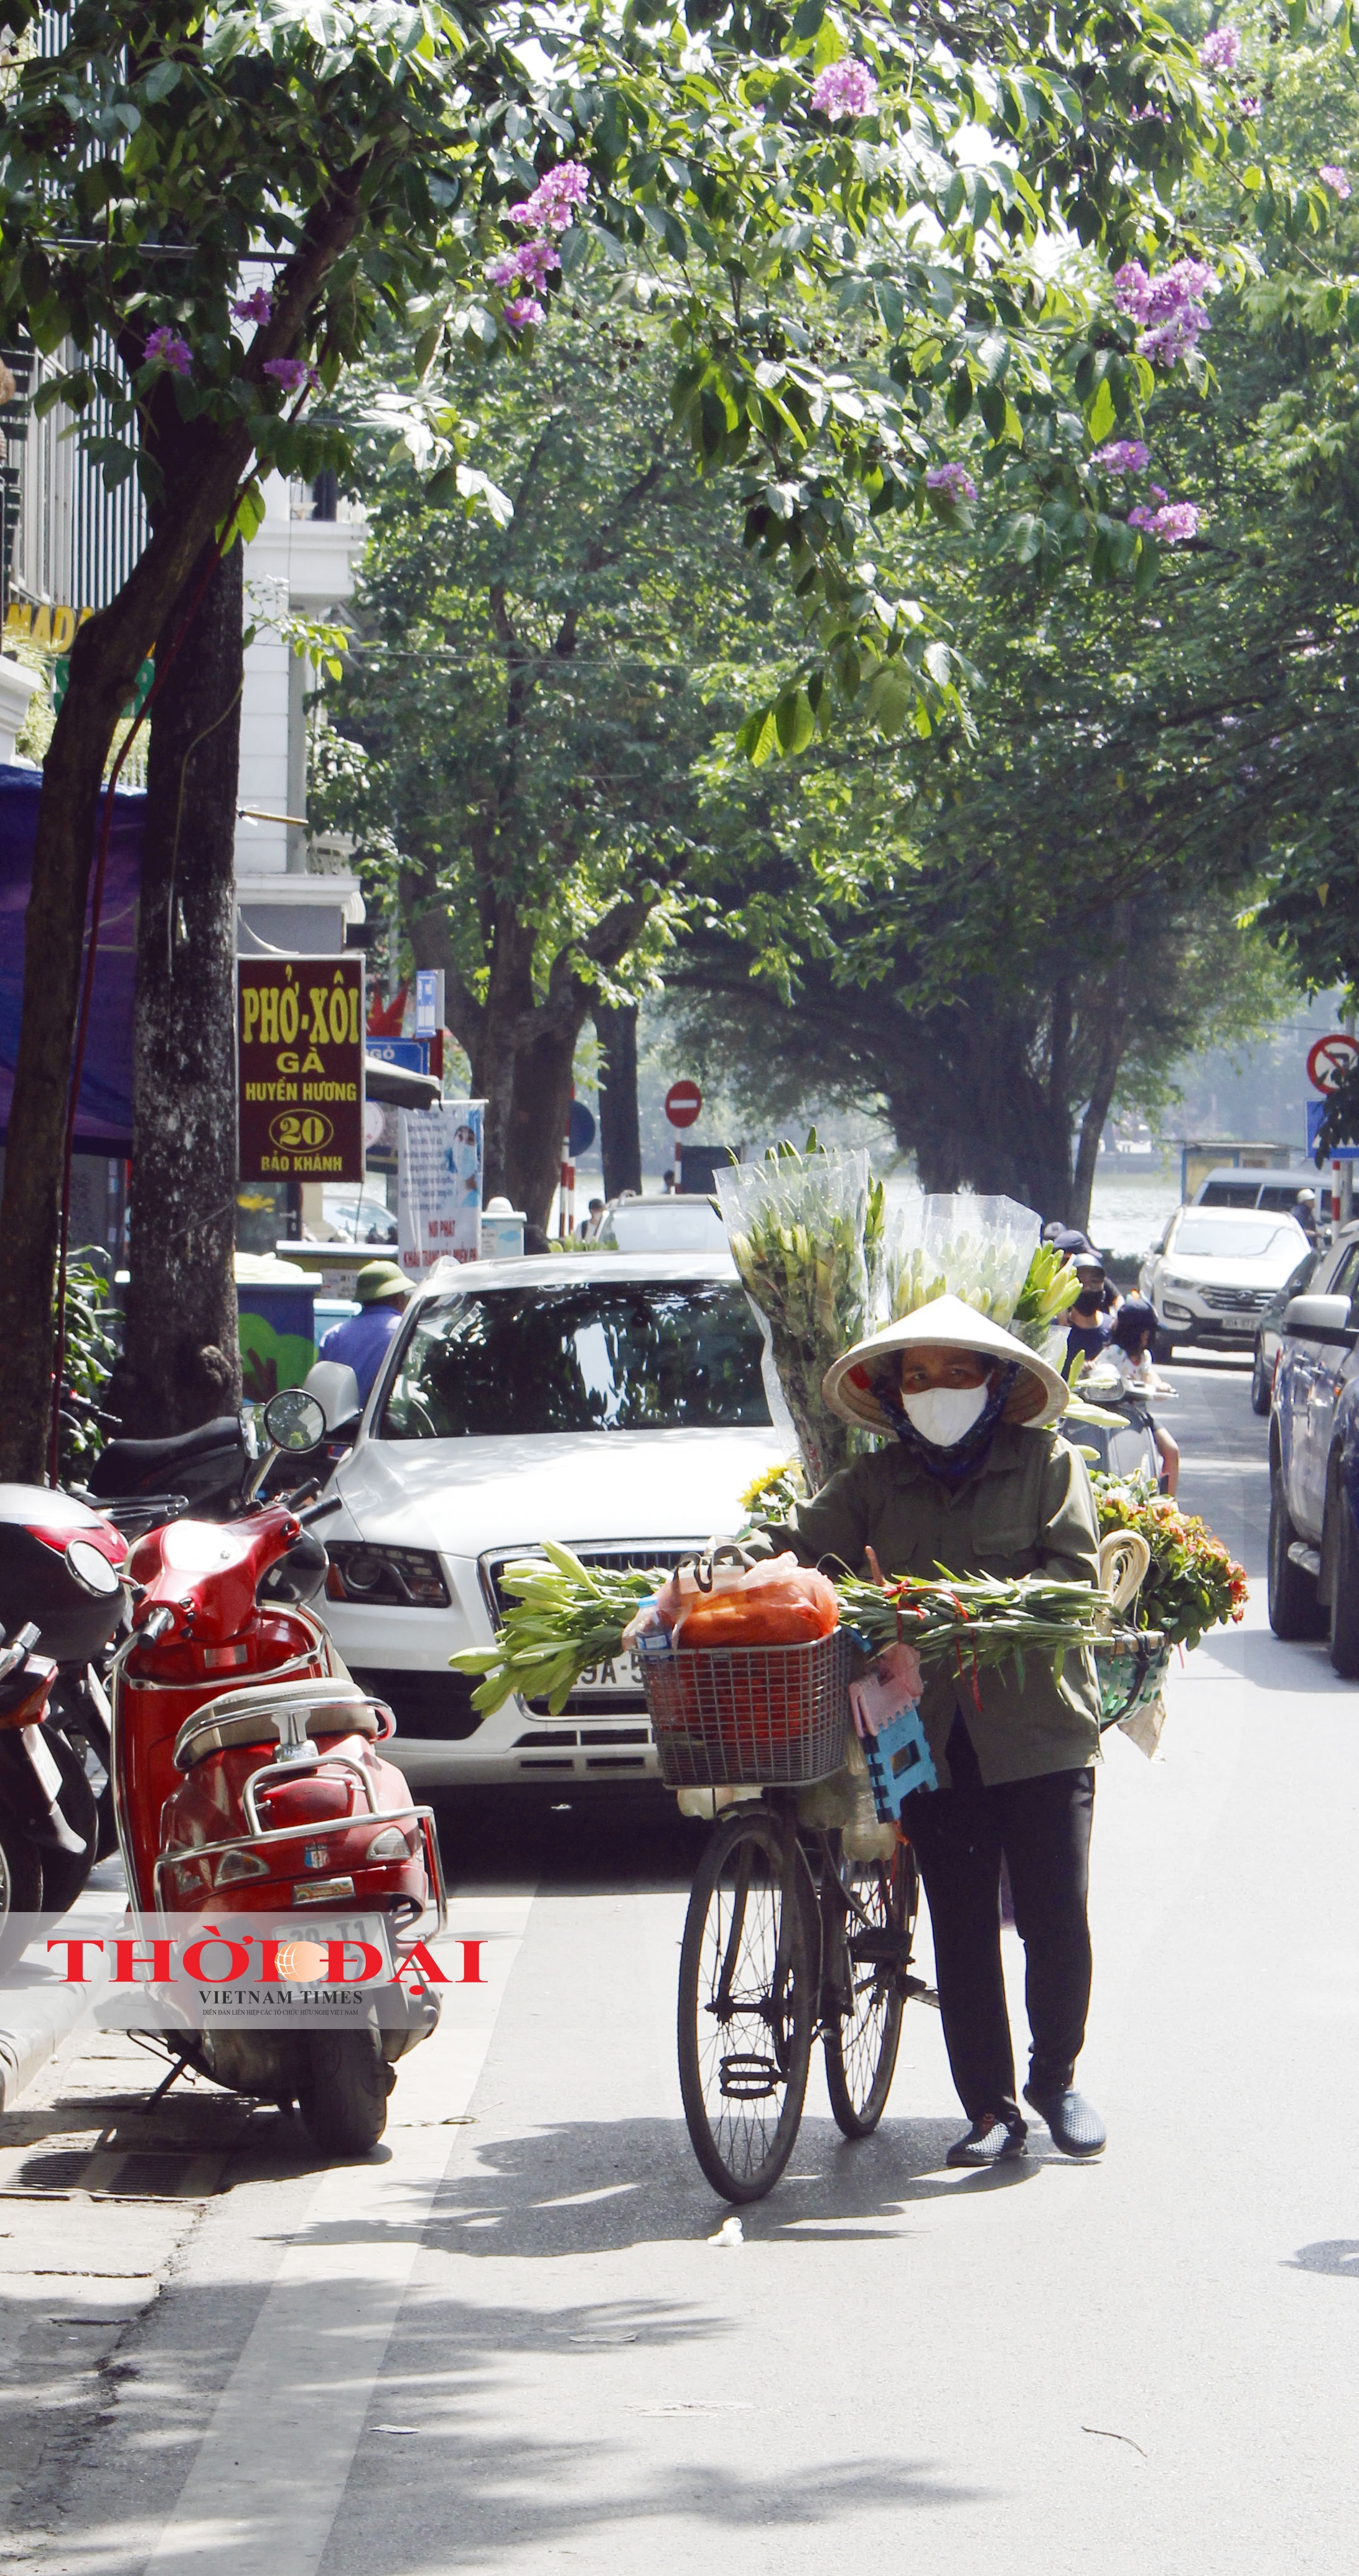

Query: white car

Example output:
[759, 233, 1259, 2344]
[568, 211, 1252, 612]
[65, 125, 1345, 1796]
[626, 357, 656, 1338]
[1139, 1206, 1312, 1355]
[589, 1194, 728, 1253]
[315, 1251, 787, 1788]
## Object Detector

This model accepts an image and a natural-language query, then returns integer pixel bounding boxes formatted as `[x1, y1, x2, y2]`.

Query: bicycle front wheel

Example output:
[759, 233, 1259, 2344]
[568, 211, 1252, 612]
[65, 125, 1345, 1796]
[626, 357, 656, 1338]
[823, 1841, 916, 2139]
[677, 1808, 813, 2204]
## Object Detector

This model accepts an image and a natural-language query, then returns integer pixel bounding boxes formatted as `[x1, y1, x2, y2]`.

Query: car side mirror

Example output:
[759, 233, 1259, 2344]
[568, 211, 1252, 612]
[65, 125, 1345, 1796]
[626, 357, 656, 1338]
[1282, 1294, 1357, 1348]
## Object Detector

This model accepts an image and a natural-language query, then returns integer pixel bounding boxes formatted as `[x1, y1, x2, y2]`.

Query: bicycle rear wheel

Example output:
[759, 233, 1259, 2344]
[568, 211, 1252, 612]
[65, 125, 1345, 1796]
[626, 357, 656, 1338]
[823, 1841, 916, 2139]
[677, 1808, 813, 2203]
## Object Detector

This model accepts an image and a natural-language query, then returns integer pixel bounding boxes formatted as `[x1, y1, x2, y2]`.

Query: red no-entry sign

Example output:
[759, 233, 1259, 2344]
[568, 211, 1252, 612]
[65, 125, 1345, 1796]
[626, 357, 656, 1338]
[665, 1079, 703, 1129]
[1307, 1032, 1359, 1094]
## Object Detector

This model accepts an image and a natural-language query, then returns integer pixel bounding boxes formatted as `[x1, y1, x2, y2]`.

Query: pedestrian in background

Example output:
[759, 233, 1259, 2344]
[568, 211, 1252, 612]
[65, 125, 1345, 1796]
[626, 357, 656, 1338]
[318, 1260, 410, 1404]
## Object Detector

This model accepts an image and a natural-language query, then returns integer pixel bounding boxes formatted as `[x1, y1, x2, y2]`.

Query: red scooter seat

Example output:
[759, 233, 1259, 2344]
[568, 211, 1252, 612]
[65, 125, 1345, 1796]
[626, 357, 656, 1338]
[172, 1678, 389, 1771]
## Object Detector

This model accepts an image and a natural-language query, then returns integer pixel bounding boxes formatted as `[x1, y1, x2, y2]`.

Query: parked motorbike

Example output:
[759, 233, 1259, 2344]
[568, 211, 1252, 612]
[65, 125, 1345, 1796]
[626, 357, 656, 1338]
[81, 1409, 253, 1535]
[110, 1386, 445, 2155]
[0, 1487, 128, 1893]
[0, 1618, 101, 1969]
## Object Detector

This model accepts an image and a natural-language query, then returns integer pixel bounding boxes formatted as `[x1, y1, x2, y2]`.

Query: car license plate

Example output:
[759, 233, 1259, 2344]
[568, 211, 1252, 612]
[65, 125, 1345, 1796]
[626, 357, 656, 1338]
[572, 1650, 642, 1697]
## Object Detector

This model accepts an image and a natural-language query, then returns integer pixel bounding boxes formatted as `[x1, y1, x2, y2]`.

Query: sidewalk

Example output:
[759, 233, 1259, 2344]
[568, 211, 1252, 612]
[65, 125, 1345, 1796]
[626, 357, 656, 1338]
[0, 1858, 126, 2109]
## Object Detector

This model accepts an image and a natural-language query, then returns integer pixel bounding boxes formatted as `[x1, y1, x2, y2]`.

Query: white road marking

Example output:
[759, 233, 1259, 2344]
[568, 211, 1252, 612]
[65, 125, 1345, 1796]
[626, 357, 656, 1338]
[141, 1895, 531, 2576]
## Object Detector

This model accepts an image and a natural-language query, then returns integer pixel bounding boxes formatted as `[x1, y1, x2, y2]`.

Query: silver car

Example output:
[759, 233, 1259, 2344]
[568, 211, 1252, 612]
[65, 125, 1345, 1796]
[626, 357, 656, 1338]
[1139, 1206, 1312, 1356]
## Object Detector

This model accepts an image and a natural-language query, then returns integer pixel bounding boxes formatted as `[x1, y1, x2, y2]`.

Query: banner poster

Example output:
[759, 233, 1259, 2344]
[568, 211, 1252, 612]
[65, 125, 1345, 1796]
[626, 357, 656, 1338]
[397, 1100, 487, 1276]
[238, 955, 364, 1184]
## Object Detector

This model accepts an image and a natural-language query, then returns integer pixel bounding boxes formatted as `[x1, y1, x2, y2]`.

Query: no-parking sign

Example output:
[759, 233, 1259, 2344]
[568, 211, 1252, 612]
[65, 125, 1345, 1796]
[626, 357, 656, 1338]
[1306, 1032, 1359, 1093]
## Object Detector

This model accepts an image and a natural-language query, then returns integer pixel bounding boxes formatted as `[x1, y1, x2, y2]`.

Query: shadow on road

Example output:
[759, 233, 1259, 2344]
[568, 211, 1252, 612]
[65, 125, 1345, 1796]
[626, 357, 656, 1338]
[1288, 2240, 1359, 2277]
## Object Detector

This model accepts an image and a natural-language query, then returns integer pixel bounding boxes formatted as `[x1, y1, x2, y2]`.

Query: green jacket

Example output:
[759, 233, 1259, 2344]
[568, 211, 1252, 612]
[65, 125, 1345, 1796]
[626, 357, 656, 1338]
[766, 1424, 1102, 1788]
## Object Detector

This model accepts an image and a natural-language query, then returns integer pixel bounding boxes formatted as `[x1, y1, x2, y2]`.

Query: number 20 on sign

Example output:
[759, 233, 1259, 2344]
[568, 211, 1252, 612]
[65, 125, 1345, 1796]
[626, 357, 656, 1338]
[238, 956, 365, 1183]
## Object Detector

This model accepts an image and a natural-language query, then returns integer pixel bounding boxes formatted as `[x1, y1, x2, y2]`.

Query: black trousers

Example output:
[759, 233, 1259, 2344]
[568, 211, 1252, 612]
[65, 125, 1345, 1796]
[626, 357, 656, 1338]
[904, 1714, 1095, 2126]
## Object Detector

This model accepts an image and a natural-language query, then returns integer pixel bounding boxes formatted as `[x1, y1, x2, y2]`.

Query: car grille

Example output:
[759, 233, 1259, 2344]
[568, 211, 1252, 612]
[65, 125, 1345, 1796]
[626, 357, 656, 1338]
[480, 1541, 704, 1727]
[479, 1541, 700, 1623]
[1197, 1287, 1274, 1314]
[347, 1666, 484, 1742]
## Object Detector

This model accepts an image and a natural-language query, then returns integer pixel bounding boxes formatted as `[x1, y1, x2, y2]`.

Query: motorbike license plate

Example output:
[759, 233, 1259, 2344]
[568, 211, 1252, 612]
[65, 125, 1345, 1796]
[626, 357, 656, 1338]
[289, 1911, 396, 1972]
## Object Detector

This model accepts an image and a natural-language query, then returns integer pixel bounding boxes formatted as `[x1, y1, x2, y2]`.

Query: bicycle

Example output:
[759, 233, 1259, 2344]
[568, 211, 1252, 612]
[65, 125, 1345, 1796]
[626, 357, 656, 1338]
[676, 1792, 920, 2202]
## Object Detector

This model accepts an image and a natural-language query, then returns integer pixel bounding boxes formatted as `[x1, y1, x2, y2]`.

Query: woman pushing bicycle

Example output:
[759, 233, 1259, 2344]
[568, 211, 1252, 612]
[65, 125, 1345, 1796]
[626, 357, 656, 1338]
[759, 1292, 1108, 2171]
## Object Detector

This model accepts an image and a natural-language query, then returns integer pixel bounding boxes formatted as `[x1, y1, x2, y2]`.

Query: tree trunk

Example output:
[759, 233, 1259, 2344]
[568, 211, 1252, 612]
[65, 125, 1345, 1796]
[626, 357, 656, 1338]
[0, 449, 254, 1478]
[595, 1001, 642, 1198]
[1068, 932, 1132, 1238]
[0, 663, 135, 1477]
[114, 541, 245, 1434]
[503, 1010, 583, 1231]
[0, 172, 368, 1481]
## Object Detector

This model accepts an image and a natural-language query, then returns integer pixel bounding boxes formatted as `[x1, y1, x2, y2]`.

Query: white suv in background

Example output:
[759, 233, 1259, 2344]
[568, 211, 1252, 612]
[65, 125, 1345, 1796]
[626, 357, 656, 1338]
[314, 1251, 787, 1791]
[1139, 1206, 1312, 1355]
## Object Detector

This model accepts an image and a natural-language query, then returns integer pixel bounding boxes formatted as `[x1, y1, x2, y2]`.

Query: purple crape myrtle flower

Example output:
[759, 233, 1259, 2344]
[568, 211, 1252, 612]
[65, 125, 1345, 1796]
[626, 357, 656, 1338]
[810, 58, 879, 120]
[1320, 164, 1352, 200]
[925, 461, 978, 503]
[508, 160, 591, 235]
[263, 355, 319, 394]
[503, 297, 546, 334]
[1114, 257, 1215, 365]
[492, 237, 560, 289]
[1131, 102, 1171, 124]
[1128, 498, 1200, 542]
[231, 287, 273, 327]
[1198, 26, 1243, 73]
[144, 325, 192, 377]
[1235, 96, 1260, 118]
[1092, 439, 1151, 473]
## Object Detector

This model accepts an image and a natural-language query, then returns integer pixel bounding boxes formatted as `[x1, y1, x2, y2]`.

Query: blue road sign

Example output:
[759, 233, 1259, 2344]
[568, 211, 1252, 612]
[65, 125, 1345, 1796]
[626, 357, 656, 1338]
[1307, 1098, 1359, 1160]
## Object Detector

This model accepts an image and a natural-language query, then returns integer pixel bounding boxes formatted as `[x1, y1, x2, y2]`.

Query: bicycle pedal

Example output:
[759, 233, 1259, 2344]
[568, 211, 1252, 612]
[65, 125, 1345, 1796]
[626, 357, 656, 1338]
[905, 1975, 940, 2009]
[718, 2053, 780, 2100]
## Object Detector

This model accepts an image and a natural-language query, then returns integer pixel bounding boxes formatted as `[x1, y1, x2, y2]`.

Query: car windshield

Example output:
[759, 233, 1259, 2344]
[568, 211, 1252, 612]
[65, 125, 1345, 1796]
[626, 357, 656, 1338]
[1174, 1218, 1302, 1259]
[597, 1201, 727, 1253]
[377, 1281, 770, 1437]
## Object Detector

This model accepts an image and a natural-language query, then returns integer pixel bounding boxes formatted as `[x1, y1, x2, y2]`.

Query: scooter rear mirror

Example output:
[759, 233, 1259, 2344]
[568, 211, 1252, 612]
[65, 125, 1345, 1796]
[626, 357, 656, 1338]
[263, 1389, 327, 1454]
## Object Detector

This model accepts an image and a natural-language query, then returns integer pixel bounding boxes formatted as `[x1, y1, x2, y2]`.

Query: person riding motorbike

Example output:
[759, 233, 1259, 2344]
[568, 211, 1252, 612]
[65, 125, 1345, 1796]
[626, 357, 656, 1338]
[759, 1293, 1106, 2170]
[1090, 1296, 1180, 1497]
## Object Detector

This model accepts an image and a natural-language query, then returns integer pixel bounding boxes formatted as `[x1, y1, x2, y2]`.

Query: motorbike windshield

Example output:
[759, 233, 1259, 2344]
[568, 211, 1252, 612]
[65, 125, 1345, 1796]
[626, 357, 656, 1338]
[376, 1281, 771, 1437]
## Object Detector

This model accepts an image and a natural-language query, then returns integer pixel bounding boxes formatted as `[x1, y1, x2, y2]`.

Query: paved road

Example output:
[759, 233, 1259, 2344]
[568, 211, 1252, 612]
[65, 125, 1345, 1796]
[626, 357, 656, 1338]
[3, 1358, 1358, 2576]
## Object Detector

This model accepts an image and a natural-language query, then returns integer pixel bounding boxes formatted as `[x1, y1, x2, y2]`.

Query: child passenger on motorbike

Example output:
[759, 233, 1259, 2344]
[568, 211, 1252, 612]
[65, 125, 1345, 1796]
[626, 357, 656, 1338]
[759, 1294, 1107, 2171]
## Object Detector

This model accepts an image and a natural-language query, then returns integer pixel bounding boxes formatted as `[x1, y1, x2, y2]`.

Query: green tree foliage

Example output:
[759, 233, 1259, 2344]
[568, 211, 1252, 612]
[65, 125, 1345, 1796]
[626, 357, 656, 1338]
[0, 0, 1235, 1472]
[314, 306, 806, 1220]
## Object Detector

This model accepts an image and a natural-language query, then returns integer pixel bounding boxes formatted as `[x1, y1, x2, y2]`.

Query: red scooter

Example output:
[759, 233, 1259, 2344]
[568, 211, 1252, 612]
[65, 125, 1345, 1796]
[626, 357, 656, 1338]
[110, 1390, 446, 2154]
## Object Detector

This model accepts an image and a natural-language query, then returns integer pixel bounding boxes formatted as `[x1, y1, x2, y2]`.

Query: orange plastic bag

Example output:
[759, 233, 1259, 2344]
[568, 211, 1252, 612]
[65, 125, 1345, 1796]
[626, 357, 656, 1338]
[666, 1554, 839, 1652]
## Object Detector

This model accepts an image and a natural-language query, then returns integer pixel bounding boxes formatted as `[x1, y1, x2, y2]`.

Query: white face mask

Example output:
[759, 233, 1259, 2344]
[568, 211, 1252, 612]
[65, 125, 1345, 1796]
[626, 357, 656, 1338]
[900, 1381, 991, 1449]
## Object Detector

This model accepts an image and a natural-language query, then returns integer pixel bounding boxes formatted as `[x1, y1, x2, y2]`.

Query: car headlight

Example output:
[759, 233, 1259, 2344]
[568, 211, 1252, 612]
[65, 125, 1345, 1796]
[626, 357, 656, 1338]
[325, 1543, 451, 1608]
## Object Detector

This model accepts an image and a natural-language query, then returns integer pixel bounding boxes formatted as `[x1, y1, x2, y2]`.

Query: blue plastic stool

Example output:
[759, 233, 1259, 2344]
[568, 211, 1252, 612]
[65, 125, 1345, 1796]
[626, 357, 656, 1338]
[863, 1704, 938, 1822]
